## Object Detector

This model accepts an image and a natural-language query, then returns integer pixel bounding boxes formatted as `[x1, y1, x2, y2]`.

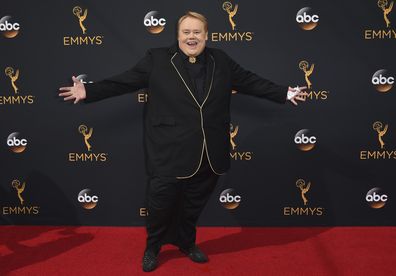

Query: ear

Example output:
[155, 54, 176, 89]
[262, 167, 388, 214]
[205, 31, 208, 41]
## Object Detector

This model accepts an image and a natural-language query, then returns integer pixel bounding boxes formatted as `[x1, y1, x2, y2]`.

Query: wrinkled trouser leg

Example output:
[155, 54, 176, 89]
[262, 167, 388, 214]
[145, 150, 219, 250]
[145, 175, 180, 251]
[177, 163, 219, 248]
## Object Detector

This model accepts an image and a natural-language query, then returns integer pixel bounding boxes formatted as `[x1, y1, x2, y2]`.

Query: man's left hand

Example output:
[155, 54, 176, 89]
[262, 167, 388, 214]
[287, 86, 308, 106]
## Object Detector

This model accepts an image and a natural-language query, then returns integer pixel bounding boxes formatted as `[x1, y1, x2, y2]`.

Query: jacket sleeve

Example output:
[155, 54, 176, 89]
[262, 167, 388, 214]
[84, 50, 152, 103]
[228, 53, 288, 104]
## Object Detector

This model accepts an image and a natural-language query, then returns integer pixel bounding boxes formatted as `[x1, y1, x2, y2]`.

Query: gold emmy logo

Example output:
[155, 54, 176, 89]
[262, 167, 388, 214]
[363, 1, 396, 39]
[229, 123, 253, 160]
[63, 6, 103, 46]
[299, 60, 314, 89]
[79, 124, 93, 151]
[359, 121, 395, 160]
[283, 179, 323, 216]
[297, 61, 329, 101]
[5, 66, 19, 94]
[12, 179, 25, 205]
[223, 1, 239, 31]
[0, 67, 35, 104]
[69, 124, 108, 162]
[230, 123, 239, 150]
[73, 6, 88, 34]
[212, 2, 253, 42]
[296, 179, 310, 206]
[378, 0, 394, 28]
[1, 179, 40, 215]
[373, 121, 388, 149]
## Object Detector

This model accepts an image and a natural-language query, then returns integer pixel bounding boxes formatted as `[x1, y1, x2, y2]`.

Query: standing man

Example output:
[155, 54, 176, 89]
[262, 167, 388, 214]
[59, 11, 307, 272]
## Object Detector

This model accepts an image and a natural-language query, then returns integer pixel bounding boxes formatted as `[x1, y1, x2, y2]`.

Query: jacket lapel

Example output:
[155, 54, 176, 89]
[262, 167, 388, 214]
[170, 51, 200, 106]
[202, 52, 215, 105]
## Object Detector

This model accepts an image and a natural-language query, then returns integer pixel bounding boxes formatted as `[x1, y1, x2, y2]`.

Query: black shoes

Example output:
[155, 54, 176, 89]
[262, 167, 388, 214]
[142, 245, 208, 272]
[142, 248, 159, 272]
[179, 245, 209, 263]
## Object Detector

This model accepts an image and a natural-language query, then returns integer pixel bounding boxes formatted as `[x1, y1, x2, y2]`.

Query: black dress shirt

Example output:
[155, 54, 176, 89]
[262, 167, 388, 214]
[178, 48, 207, 104]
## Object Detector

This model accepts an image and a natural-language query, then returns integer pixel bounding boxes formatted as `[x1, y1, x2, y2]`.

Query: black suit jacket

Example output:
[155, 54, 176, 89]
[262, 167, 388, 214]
[85, 44, 288, 178]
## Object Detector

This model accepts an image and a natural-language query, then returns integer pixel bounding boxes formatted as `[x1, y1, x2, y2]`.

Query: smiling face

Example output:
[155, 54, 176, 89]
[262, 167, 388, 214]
[178, 16, 208, 57]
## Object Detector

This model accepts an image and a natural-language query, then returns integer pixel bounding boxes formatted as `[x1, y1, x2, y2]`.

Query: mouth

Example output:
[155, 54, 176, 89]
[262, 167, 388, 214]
[186, 41, 198, 47]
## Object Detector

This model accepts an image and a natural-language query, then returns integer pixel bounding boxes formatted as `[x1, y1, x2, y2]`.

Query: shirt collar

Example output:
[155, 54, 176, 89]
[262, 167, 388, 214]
[178, 46, 206, 64]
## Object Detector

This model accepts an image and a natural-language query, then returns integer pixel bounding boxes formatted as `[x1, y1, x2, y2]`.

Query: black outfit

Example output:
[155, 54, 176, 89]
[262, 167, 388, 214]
[179, 48, 207, 104]
[84, 44, 288, 251]
[145, 151, 218, 250]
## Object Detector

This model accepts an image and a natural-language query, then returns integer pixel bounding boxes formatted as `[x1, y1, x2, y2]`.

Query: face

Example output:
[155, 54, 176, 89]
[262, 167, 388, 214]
[178, 17, 208, 57]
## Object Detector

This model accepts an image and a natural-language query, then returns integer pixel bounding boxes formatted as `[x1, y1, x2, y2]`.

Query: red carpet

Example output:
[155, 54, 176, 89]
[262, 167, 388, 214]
[0, 226, 395, 275]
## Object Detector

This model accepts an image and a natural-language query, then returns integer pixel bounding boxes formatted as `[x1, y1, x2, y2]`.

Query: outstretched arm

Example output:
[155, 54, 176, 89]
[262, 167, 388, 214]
[59, 76, 86, 104]
[229, 53, 307, 105]
[228, 53, 306, 105]
[59, 50, 152, 104]
[229, 54, 288, 103]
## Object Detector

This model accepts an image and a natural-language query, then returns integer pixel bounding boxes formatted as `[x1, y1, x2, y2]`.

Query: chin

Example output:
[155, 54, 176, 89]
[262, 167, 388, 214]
[192, 48, 204, 56]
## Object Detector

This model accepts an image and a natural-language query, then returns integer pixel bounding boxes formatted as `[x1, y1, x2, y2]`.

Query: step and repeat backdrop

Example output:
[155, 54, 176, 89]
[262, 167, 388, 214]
[1, 0, 395, 226]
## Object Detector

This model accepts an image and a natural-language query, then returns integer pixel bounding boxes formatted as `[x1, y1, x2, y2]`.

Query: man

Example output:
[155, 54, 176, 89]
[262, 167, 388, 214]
[59, 11, 307, 272]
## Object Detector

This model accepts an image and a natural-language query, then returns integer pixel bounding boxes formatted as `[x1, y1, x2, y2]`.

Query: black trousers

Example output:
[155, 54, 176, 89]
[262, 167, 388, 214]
[145, 150, 219, 251]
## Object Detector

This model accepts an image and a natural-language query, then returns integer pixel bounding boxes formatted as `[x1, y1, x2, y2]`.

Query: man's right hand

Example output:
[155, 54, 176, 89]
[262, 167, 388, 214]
[59, 76, 87, 104]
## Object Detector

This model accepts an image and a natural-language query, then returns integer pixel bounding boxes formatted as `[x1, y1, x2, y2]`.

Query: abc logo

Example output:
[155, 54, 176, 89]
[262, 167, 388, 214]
[372, 75, 394, 84]
[0, 16, 20, 38]
[219, 188, 241, 210]
[294, 129, 316, 151]
[78, 189, 99, 209]
[296, 7, 319, 30]
[144, 16, 166, 27]
[7, 132, 27, 153]
[144, 11, 166, 34]
[372, 69, 394, 93]
[366, 188, 388, 209]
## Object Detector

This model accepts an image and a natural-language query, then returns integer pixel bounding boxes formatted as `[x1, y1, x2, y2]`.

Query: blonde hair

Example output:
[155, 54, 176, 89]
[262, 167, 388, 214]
[177, 11, 208, 33]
